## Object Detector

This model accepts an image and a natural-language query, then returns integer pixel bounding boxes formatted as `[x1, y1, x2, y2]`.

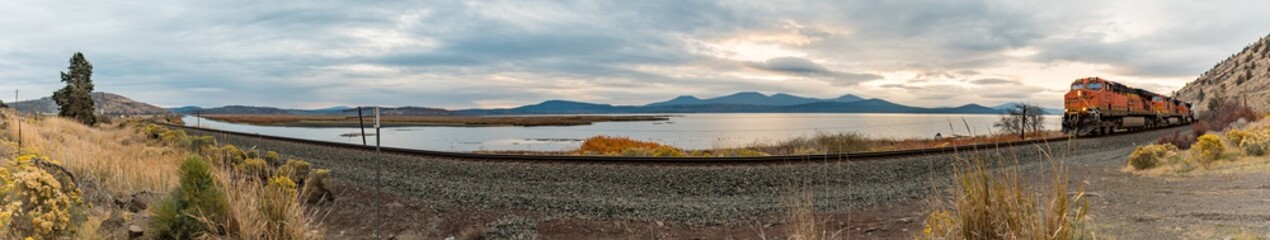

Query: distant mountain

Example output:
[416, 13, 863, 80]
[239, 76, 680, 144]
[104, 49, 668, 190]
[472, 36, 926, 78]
[171, 91, 1035, 116]
[12, 92, 170, 116]
[460, 97, 1005, 115]
[991, 102, 1063, 115]
[645, 92, 864, 107]
[173, 105, 291, 115]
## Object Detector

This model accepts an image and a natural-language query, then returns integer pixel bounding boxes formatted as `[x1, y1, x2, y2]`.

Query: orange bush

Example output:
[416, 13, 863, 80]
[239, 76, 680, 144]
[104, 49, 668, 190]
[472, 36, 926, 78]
[578, 136, 664, 155]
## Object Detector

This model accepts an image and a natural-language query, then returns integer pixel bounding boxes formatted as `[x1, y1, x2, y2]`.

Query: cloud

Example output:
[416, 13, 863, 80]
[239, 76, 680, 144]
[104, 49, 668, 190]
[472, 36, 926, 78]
[746, 57, 882, 86]
[969, 78, 1020, 85]
[0, 1, 1267, 109]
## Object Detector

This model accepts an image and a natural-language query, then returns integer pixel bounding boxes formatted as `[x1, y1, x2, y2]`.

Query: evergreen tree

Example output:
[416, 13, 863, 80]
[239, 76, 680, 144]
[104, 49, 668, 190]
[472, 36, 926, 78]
[53, 52, 97, 125]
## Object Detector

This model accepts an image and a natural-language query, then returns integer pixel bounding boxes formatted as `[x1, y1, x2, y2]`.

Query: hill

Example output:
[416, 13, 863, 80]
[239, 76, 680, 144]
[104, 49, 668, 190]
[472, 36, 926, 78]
[1175, 33, 1270, 113]
[12, 92, 170, 116]
[175, 105, 457, 116]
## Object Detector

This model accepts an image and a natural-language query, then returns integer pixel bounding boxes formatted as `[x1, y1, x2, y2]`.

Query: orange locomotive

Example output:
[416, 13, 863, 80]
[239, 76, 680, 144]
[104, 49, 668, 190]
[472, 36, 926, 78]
[1062, 77, 1193, 136]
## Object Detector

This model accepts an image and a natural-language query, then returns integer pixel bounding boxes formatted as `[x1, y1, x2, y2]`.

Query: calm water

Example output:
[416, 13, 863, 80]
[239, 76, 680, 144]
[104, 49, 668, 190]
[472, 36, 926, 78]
[183, 113, 1061, 152]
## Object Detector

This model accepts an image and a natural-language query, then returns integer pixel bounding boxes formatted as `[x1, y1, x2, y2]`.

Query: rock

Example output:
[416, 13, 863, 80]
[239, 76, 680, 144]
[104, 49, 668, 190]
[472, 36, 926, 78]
[101, 210, 126, 231]
[125, 191, 159, 213]
[128, 225, 144, 239]
[654, 220, 664, 227]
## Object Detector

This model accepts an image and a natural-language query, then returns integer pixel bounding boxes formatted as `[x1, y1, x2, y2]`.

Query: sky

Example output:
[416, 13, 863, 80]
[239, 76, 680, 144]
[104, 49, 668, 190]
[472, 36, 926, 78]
[2, 1, 1269, 109]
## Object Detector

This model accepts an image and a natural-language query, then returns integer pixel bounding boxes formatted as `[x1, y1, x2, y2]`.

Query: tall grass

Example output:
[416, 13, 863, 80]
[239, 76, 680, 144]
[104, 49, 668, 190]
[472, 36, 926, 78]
[922, 156, 1090, 239]
[2, 111, 322, 238]
[2, 110, 183, 197]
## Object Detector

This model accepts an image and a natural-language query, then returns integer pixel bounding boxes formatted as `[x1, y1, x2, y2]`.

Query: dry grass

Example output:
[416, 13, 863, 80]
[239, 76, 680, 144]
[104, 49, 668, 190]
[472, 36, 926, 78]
[1, 110, 323, 238]
[778, 179, 844, 240]
[220, 174, 321, 239]
[2, 110, 183, 197]
[921, 155, 1091, 239]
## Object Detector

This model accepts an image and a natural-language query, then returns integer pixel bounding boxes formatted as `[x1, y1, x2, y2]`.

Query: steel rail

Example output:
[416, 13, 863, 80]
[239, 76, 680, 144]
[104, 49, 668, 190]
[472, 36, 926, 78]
[157, 122, 1184, 164]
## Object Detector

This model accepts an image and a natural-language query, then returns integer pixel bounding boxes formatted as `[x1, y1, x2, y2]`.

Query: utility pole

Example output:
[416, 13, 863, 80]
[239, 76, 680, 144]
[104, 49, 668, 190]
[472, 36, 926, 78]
[374, 106, 382, 239]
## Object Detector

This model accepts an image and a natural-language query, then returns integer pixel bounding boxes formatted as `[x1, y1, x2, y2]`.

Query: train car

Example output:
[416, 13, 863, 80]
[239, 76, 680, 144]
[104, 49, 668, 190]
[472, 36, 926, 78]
[1062, 77, 1193, 136]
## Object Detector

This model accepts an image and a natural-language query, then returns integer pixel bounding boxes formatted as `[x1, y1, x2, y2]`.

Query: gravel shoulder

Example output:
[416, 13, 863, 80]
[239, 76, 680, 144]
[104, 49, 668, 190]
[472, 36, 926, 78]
[185, 127, 1182, 239]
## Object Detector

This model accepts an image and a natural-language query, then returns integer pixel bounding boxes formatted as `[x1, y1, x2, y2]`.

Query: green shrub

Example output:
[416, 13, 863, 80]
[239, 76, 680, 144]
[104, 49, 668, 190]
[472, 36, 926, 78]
[276, 159, 312, 186]
[651, 146, 686, 157]
[1127, 144, 1177, 170]
[1191, 134, 1225, 166]
[152, 155, 229, 239]
[246, 149, 259, 159]
[263, 151, 281, 166]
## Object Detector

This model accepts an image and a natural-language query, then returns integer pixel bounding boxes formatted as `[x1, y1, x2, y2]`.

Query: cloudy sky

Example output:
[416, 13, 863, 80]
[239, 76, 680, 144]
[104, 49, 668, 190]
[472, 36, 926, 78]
[2, 1, 1269, 109]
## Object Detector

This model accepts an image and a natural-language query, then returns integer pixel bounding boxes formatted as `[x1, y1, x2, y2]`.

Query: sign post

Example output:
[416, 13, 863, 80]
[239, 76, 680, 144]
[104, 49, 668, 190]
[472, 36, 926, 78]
[374, 106, 382, 239]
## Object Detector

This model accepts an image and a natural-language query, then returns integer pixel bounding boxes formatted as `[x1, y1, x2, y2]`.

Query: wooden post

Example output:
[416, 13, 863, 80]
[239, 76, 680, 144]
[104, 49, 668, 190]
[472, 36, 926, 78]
[358, 106, 367, 146]
[1020, 106, 1027, 140]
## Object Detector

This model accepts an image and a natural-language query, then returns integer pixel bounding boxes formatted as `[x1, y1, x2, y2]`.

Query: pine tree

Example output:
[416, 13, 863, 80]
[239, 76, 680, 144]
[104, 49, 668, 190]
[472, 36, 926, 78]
[52, 52, 97, 125]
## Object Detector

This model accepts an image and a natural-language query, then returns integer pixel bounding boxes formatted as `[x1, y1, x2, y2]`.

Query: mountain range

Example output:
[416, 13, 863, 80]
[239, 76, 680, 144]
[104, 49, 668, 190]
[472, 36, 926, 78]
[173, 91, 1058, 116]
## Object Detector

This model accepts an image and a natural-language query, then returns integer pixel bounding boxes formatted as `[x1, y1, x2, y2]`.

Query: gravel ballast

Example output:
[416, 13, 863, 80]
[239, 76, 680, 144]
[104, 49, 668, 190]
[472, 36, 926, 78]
[183, 127, 1176, 226]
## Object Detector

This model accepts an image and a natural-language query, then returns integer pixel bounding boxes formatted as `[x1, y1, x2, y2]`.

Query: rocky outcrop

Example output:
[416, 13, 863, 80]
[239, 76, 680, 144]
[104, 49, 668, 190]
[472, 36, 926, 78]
[1175, 33, 1270, 114]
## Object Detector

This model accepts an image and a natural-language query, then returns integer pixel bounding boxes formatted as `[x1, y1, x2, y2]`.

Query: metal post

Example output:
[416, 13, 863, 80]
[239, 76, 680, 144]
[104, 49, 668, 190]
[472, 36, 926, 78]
[374, 106, 382, 239]
[358, 106, 367, 146]
[196, 110, 201, 127]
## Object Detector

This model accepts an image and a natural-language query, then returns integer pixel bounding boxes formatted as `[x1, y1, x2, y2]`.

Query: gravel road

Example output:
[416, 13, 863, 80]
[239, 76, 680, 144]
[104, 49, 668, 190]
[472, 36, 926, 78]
[183, 127, 1175, 227]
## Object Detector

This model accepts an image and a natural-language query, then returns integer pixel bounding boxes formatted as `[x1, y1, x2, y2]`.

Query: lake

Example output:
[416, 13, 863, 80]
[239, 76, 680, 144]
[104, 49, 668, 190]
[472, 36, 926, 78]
[183, 113, 1062, 152]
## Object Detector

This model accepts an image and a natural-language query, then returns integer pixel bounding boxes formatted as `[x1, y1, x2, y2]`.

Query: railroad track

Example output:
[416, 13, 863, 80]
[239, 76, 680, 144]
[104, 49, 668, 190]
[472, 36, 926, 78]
[158, 122, 1186, 164]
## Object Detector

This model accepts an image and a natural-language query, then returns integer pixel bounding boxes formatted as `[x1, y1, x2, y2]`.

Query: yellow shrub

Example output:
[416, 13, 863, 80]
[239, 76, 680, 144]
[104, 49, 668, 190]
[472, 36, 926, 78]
[1242, 131, 1268, 156]
[1227, 129, 1249, 147]
[237, 158, 270, 181]
[1, 154, 88, 238]
[651, 146, 686, 157]
[1191, 134, 1224, 166]
[263, 151, 281, 166]
[222, 144, 248, 166]
[1127, 144, 1177, 170]
[276, 159, 312, 185]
